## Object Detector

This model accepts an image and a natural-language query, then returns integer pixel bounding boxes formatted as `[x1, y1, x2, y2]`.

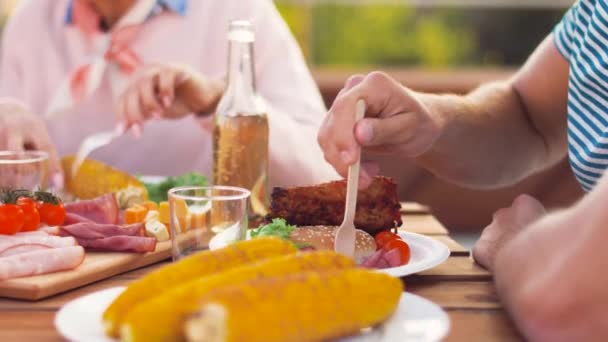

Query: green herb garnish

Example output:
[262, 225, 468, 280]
[142, 172, 208, 203]
[251, 218, 296, 240]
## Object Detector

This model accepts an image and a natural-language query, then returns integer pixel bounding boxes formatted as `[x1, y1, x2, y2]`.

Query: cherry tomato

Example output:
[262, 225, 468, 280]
[38, 202, 66, 226]
[0, 204, 25, 235]
[383, 239, 411, 265]
[374, 231, 401, 249]
[17, 197, 40, 232]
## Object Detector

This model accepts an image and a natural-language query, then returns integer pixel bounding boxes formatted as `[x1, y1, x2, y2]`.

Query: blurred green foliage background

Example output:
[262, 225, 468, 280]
[276, 2, 565, 68]
[0, 1, 568, 68]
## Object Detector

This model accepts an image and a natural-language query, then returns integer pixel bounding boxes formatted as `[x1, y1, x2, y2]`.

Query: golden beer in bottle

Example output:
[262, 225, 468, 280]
[213, 20, 269, 223]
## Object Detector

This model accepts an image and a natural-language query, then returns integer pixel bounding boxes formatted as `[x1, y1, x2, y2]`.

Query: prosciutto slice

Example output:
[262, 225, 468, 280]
[65, 193, 119, 224]
[0, 246, 85, 280]
[60, 223, 144, 239]
[361, 248, 403, 269]
[75, 236, 156, 253]
[64, 212, 94, 225]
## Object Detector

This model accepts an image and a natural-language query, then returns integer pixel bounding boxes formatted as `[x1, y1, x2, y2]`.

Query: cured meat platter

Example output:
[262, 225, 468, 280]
[0, 241, 172, 300]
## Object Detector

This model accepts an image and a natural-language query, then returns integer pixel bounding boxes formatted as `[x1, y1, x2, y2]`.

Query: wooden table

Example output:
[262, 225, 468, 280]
[0, 203, 521, 341]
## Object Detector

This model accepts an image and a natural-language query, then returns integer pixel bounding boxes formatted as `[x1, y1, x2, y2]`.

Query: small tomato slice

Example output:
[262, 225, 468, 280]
[383, 239, 411, 265]
[374, 231, 401, 249]
[0, 204, 25, 235]
[17, 197, 40, 232]
[39, 202, 66, 226]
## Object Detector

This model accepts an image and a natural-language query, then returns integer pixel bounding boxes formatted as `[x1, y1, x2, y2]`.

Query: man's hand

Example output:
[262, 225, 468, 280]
[117, 64, 224, 132]
[317, 72, 445, 188]
[0, 98, 63, 187]
[472, 194, 546, 271]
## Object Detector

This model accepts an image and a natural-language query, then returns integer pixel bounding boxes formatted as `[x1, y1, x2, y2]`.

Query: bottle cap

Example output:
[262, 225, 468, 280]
[228, 20, 254, 42]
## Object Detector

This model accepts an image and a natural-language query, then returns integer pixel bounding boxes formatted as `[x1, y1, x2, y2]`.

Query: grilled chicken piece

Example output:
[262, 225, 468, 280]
[267, 176, 402, 235]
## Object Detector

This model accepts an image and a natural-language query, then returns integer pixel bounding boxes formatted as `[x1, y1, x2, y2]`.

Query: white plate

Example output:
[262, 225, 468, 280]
[209, 230, 450, 278]
[55, 287, 450, 342]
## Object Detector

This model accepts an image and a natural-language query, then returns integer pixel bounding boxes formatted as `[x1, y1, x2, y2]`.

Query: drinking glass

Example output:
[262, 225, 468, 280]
[0, 151, 49, 190]
[168, 186, 250, 261]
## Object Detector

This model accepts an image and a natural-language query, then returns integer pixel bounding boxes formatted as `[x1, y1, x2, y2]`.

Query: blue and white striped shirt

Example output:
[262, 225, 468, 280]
[554, 0, 608, 192]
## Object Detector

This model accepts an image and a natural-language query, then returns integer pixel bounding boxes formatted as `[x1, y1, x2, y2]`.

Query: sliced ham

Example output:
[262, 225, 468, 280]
[0, 244, 52, 257]
[75, 236, 156, 253]
[0, 235, 78, 257]
[14, 231, 48, 237]
[64, 212, 94, 225]
[361, 249, 385, 268]
[64, 193, 119, 224]
[60, 223, 144, 239]
[383, 248, 403, 267]
[361, 248, 404, 269]
[40, 226, 61, 235]
[0, 246, 85, 281]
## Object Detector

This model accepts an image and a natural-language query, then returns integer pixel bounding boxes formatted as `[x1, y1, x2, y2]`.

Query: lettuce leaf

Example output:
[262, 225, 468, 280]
[143, 172, 208, 203]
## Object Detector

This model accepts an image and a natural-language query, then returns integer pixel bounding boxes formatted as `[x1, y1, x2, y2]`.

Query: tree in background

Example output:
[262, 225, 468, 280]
[276, 3, 564, 68]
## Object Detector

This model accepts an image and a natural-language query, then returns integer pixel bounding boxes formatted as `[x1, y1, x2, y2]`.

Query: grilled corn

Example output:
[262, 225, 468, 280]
[103, 237, 296, 337]
[184, 269, 403, 342]
[121, 251, 356, 342]
[62, 156, 148, 202]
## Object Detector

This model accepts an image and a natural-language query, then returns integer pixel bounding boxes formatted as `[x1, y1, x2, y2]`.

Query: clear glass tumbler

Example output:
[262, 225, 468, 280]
[168, 186, 250, 261]
[0, 151, 49, 190]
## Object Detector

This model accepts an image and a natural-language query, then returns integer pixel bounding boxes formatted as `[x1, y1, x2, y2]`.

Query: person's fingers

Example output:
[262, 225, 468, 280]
[512, 194, 546, 225]
[7, 133, 24, 152]
[116, 91, 129, 127]
[158, 69, 178, 108]
[354, 114, 417, 148]
[317, 114, 351, 177]
[359, 161, 380, 189]
[138, 76, 163, 119]
[125, 87, 144, 132]
[320, 71, 408, 174]
[333, 74, 365, 100]
[344, 74, 365, 90]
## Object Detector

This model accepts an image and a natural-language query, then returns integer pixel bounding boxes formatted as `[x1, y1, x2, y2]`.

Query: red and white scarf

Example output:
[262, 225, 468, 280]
[46, 0, 157, 118]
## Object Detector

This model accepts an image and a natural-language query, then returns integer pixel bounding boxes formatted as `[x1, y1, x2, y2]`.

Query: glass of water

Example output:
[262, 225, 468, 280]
[0, 151, 49, 190]
[168, 186, 250, 261]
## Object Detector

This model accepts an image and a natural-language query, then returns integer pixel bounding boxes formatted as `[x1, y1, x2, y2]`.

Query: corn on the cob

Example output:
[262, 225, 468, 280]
[184, 269, 403, 342]
[103, 237, 296, 337]
[120, 251, 356, 342]
[62, 156, 148, 201]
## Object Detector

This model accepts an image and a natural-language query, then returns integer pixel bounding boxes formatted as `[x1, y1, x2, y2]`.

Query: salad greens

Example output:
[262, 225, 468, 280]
[251, 218, 296, 240]
[142, 172, 208, 203]
[251, 218, 311, 249]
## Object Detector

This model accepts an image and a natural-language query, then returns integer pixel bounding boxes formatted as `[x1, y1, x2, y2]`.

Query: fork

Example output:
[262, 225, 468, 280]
[334, 99, 366, 258]
[71, 124, 129, 176]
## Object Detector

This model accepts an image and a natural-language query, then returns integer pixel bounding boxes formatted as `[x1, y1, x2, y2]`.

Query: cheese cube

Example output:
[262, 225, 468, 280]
[125, 205, 148, 224]
[145, 219, 170, 242]
[158, 202, 170, 225]
[145, 210, 159, 223]
[158, 200, 188, 234]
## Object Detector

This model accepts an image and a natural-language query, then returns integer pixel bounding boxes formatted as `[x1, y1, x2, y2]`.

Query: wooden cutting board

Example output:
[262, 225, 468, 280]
[0, 241, 172, 300]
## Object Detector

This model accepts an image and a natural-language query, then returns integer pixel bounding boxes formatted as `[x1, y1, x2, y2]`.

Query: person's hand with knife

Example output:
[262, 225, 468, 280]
[0, 98, 63, 188]
[116, 64, 225, 133]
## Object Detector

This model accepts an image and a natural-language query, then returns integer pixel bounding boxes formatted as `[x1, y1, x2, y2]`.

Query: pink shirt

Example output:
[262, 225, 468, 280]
[0, 0, 338, 186]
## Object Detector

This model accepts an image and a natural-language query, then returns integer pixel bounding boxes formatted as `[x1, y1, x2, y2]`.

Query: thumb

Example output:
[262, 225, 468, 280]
[354, 114, 417, 147]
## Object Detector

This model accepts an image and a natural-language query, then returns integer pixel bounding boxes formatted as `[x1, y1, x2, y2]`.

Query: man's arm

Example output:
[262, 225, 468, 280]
[493, 173, 608, 341]
[318, 35, 570, 189]
[417, 35, 570, 188]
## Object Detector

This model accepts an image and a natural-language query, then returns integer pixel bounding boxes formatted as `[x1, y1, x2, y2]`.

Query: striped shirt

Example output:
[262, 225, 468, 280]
[554, 0, 608, 192]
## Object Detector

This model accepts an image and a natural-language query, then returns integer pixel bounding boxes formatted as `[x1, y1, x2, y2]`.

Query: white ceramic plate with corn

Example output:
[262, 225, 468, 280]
[55, 287, 450, 342]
